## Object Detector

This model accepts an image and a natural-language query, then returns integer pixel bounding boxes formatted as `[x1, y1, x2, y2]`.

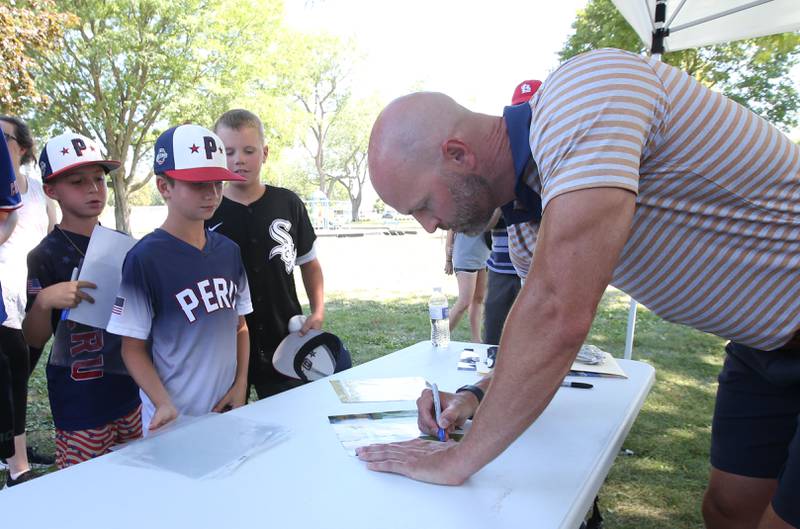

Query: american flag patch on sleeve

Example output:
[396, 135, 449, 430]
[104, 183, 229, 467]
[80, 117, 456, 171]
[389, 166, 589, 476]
[27, 278, 42, 295]
[111, 296, 125, 316]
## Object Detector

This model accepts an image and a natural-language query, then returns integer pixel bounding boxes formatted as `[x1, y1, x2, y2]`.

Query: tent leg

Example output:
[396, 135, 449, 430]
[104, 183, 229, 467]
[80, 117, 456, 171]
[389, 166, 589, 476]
[624, 298, 637, 360]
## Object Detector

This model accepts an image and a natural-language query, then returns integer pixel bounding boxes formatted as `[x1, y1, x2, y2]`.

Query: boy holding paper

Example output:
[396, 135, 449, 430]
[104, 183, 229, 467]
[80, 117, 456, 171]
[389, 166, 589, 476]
[107, 124, 252, 435]
[23, 133, 141, 469]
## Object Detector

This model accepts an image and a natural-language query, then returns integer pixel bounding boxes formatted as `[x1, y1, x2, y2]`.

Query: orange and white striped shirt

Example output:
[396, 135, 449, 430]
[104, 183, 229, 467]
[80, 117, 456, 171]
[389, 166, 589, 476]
[509, 48, 800, 350]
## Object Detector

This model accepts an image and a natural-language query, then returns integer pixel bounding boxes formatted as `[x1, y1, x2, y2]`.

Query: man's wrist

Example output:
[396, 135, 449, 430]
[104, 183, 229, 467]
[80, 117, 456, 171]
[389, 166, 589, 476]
[456, 384, 484, 404]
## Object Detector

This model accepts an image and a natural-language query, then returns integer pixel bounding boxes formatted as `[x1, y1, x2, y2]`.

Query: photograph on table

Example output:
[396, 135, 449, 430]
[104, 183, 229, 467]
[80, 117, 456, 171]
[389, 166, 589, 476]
[328, 410, 465, 455]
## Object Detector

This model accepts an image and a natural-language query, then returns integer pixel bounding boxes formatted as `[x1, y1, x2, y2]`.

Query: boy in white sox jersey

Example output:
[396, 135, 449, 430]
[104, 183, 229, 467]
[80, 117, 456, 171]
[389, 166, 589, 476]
[207, 109, 324, 400]
[107, 124, 252, 434]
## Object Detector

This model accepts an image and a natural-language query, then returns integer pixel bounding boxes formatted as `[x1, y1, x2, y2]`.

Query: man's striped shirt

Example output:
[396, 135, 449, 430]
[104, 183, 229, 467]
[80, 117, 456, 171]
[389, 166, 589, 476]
[508, 48, 800, 350]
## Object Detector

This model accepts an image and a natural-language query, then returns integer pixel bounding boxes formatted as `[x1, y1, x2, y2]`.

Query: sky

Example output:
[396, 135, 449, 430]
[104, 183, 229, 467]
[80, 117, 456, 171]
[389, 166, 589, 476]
[283, 0, 591, 207]
[284, 0, 591, 113]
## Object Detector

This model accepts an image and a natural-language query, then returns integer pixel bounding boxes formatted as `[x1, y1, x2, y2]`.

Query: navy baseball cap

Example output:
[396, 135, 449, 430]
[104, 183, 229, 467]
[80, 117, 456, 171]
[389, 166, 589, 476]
[153, 124, 245, 182]
[38, 133, 120, 182]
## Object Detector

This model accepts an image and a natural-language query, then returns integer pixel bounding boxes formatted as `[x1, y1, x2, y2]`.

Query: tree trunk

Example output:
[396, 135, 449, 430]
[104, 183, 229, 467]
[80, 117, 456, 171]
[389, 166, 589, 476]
[111, 173, 131, 234]
[350, 191, 362, 221]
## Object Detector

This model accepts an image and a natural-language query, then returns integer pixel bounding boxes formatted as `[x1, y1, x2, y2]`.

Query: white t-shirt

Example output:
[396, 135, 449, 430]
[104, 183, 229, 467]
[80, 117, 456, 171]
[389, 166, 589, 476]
[0, 176, 49, 329]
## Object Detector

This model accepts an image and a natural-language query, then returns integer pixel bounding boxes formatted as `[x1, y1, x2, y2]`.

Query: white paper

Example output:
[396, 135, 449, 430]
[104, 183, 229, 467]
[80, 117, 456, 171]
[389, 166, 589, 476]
[330, 377, 429, 403]
[570, 351, 628, 378]
[68, 224, 137, 329]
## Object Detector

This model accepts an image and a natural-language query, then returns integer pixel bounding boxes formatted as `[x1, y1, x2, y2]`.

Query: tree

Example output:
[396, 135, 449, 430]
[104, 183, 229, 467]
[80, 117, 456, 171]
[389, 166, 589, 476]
[326, 97, 381, 221]
[0, 0, 74, 113]
[32, 0, 290, 233]
[560, 0, 800, 130]
[292, 33, 356, 196]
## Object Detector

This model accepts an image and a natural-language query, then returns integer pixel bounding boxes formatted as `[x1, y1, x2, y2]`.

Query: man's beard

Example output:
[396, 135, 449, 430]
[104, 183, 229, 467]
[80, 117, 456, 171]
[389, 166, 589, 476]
[447, 173, 494, 235]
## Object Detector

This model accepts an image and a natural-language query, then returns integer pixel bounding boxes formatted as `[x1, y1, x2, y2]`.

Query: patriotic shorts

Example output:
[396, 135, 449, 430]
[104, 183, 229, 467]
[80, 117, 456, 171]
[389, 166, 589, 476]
[55, 404, 142, 469]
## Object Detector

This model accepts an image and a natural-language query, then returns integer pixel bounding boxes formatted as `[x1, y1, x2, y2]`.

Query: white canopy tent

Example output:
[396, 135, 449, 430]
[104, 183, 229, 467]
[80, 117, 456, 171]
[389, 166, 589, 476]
[612, 0, 800, 56]
[607, 0, 800, 358]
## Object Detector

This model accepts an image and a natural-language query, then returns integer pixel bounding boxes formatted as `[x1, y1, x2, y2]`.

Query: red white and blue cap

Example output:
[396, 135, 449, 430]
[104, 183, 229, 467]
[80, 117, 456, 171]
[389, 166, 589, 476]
[153, 124, 245, 182]
[511, 79, 542, 105]
[38, 132, 120, 182]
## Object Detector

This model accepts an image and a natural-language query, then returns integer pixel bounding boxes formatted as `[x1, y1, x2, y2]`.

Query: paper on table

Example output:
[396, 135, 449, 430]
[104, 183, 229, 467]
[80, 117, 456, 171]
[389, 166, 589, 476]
[330, 376, 428, 403]
[109, 413, 288, 479]
[570, 351, 628, 378]
[328, 410, 464, 455]
[457, 348, 480, 371]
[68, 224, 137, 329]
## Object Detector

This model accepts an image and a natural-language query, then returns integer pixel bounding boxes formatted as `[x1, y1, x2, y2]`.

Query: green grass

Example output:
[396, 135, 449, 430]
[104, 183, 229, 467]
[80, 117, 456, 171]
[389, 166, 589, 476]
[7, 289, 723, 528]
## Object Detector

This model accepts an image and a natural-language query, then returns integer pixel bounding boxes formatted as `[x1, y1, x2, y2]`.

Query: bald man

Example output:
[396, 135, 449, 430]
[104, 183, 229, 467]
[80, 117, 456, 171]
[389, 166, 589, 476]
[358, 48, 800, 529]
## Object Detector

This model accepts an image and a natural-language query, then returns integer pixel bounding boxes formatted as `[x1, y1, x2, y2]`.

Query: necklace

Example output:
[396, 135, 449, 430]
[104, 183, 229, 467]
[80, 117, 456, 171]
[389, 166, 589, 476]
[55, 225, 86, 257]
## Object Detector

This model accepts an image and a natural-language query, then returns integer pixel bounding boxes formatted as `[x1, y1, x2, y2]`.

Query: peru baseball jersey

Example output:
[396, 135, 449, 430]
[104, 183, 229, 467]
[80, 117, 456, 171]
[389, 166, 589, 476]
[107, 229, 252, 431]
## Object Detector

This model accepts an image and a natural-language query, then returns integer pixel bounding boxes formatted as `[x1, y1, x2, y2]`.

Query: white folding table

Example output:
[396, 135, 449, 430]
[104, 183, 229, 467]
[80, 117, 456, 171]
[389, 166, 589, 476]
[0, 341, 654, 529]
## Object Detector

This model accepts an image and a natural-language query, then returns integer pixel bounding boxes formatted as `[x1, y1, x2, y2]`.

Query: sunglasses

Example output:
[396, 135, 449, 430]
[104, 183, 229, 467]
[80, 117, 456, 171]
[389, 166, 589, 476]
[3, 132, 18, 143]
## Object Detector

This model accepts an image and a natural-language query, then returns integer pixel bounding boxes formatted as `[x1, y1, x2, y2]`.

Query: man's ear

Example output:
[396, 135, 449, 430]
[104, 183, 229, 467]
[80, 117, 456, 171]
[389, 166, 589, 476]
[262, 144, 269, 164]
[441, 139, 476, 168]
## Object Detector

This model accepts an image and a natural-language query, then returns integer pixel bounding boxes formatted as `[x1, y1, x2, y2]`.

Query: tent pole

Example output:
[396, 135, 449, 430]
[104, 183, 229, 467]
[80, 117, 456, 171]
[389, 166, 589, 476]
[665, 0, 689, 29]
[650, 0, 667, 59]
[669, 0, 775, 34]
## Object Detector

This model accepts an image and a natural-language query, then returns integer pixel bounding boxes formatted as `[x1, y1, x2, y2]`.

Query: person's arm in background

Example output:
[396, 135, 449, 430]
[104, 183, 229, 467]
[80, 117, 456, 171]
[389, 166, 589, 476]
[45, 198, 58, 233]
[486, 208, 502, 231]
[445, 230, 454, 275]
[357, 187, 636, 484]
[0, 210, 18, 244]
[299, 258, 324, 335]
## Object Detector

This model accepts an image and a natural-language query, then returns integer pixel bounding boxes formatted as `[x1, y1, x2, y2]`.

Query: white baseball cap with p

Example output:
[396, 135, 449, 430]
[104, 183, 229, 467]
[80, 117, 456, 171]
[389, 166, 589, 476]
[38, 133, 120, 182]
[153, 124, 245, 182]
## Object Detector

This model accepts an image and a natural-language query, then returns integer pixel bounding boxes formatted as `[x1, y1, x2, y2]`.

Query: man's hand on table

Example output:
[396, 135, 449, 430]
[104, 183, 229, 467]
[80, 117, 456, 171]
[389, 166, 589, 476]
[356, 439, 469, 485]
[355, 387, 482, 485]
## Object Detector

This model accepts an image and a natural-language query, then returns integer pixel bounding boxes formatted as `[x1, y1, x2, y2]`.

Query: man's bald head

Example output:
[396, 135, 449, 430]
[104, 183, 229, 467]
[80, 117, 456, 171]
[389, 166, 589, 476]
[368, 92, 469, 189]
[368, 92, 507, 233]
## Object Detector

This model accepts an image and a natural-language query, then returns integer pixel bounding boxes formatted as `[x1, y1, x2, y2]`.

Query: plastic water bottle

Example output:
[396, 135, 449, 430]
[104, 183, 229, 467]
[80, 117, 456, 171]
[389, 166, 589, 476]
[429, 287, 450, 349]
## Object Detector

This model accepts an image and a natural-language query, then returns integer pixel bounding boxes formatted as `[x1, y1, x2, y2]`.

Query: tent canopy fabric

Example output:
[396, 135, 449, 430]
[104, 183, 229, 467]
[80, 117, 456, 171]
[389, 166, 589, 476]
[611, 0, 800, 52]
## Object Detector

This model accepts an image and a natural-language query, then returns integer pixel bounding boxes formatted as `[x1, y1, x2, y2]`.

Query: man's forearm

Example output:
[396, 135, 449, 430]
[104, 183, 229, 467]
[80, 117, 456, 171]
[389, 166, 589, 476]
[447, 188, 636, 482]
[453, 281, 586, 480]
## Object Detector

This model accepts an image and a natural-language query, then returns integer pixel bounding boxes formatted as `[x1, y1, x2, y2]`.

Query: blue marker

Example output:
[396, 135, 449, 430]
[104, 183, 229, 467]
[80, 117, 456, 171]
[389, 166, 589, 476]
[60, 266, 79, 321]
[430, 383, 446, 442]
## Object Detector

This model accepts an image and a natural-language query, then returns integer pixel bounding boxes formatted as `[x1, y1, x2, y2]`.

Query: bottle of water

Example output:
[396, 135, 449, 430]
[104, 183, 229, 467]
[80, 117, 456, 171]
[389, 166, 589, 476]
[429, 287, 450, 349]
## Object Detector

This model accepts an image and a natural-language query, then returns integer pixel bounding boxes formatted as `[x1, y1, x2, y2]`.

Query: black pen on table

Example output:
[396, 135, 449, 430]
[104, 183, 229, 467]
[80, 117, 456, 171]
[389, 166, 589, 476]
[560, 380, 593, 389]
